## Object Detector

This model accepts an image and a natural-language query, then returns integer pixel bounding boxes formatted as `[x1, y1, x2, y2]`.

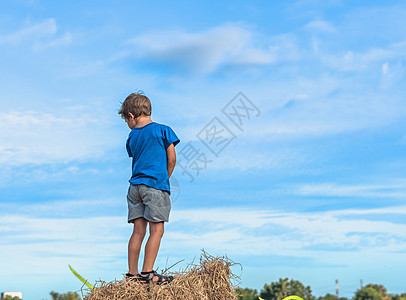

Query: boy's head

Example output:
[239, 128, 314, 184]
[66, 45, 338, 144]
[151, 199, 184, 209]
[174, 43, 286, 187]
[119, 92, 152, 120]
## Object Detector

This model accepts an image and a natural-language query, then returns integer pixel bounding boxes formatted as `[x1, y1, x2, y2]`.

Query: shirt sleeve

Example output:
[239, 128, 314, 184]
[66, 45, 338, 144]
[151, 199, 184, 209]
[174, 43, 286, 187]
[163, 126, 180, 149]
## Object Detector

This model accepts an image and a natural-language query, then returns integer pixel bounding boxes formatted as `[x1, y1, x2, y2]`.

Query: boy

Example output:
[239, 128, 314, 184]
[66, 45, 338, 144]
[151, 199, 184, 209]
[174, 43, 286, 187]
[118, 92, 180, 284]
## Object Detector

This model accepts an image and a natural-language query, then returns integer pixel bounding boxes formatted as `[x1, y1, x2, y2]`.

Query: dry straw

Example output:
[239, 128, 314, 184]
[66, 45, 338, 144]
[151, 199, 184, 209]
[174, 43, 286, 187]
[83, 251, 241, 300]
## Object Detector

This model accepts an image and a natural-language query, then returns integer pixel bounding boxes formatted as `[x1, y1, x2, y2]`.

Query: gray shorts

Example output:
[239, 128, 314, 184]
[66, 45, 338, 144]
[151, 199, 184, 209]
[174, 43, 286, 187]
[127, 184, 171, 223]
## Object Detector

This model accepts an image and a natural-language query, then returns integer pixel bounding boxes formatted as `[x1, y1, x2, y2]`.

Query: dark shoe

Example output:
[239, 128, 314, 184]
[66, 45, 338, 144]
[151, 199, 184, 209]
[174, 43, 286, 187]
[125, 273, 148, 283]
[140, 270, 174, 285]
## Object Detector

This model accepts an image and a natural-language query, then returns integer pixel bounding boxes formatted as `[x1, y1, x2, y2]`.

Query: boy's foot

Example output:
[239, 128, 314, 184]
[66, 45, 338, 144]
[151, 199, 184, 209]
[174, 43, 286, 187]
[140, 270, 174, 285]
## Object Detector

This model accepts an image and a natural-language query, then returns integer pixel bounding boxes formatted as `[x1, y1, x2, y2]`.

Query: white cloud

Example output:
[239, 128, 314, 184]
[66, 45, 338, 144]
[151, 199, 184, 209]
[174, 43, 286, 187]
[240, 94, 404, 142]
[380, 62, 404, 88]
[127, 23, 276, 73]
[0, 198, 120, 218]
[1, 203, 405, 277]
[0, 214, 128, 281]
[0, 108, 119, 167]
[33, 31, 73, 51]
[320, 41, 406, 71]
[382, 62, 389, 74]
[304, 19, 337, 33]
[200, 143, 310, 172]
[294, 181, 406, 198]
[166, 206, 406, 256]
[0, 19, 57, 45]
[0, 18, 72, 50]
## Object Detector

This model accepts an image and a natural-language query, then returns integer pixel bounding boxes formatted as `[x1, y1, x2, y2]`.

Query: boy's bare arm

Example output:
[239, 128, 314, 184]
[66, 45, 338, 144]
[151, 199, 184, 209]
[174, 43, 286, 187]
[166, 143, 177, 178]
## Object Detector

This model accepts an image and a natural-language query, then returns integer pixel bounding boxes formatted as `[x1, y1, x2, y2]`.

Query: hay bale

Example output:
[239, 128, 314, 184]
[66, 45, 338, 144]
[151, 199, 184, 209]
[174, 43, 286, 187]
[83, 251, 240, 300]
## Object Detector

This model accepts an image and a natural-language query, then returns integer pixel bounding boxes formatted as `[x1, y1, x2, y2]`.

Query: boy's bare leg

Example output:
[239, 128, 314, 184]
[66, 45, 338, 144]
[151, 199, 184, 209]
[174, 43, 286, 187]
[128, 217, 147, 275]
[142, 221, 164, 276]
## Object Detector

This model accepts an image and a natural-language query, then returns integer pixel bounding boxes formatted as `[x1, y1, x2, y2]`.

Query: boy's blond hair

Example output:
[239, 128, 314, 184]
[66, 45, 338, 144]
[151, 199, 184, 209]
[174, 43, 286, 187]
[119, 92, 152, 120]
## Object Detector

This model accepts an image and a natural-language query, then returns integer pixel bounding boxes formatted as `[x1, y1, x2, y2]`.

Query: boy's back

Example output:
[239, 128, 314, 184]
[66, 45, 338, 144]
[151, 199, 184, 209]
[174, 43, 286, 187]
[126, 122, 180, 193]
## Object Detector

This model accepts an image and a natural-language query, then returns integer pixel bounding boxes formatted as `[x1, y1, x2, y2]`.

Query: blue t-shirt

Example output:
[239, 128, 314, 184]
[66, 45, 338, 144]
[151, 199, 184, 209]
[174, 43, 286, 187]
[126, 122, 180, 194]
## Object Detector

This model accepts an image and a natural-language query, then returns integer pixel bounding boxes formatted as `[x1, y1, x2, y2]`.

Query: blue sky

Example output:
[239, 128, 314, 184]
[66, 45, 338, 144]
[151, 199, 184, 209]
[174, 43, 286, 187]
[1, 0, 406, 299]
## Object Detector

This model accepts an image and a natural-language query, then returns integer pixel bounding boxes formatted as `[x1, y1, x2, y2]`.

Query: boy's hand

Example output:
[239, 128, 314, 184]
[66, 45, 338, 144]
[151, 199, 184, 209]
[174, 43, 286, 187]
[166, 143, 176, 178]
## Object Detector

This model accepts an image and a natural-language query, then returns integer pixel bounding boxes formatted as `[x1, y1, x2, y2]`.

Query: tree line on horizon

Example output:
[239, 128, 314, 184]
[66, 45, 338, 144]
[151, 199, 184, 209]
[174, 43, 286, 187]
[42, 278, 405, 300]
[236, 278, 406, 300]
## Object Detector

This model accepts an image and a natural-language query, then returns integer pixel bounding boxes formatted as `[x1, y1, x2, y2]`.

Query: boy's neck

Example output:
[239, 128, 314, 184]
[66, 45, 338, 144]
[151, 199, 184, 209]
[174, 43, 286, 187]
[135, 115, 153, 128]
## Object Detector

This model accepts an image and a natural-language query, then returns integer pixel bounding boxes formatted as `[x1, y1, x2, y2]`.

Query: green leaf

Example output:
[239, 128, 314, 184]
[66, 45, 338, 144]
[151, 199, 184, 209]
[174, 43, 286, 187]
[68, 264, 94, 290]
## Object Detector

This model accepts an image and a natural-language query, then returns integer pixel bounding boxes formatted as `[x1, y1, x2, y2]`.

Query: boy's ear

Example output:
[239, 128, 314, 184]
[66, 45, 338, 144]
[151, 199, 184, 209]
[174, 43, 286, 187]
[128, 112, 135, 119]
